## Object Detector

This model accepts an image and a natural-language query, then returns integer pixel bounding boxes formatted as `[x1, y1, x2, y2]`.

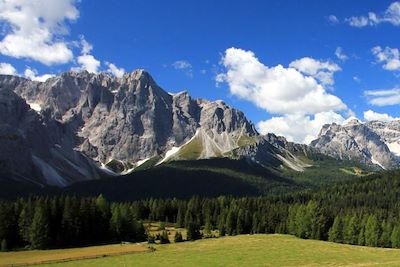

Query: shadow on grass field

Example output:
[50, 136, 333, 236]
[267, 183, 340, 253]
[4, 234, 400, 267]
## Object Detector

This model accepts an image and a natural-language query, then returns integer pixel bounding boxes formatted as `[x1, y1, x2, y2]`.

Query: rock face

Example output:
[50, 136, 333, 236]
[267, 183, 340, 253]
[0, 86, 102, 186]
[0, 70, 318, 186]
[310, 119, 399, 169]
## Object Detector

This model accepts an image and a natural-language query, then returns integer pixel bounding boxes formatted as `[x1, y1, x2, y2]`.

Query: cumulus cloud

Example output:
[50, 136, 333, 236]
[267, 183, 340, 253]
[0, 62, 17, 75]
[218, 48, 346, 115]
[346, 1, 400, 27]
[335, 47, 348, 61]
[24, 68, 54, 82]
[364, 109, 400, 122]
[217, 47, 349, 144]
[372, 46, 400, 71]
[289, 57, 341, 86]
[258, 112, 346, 144]
[0, 0, 79, 65]
[106, 62, 125, 78]
[75, 54, 100, 73]
[365, 88, 400, 106]
[72, 37, 100, 73]
[172, 60, 193, 77]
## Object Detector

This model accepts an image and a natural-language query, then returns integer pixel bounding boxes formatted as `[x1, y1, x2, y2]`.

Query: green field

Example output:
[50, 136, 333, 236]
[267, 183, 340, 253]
[4, 234, 400, 267]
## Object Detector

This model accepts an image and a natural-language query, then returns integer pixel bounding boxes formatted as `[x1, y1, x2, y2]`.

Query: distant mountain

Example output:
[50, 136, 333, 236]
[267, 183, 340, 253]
[0, 70, 320, 187]
[310, 119, 400, 169]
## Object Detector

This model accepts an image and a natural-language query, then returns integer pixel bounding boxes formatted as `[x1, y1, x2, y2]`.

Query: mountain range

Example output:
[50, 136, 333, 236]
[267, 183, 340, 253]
[0, 70, 399, 191]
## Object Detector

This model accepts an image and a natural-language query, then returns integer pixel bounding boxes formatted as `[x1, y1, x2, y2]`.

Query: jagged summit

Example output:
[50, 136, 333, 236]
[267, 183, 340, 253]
[2, 70, 303, 186]
[311, 119, 400, 169]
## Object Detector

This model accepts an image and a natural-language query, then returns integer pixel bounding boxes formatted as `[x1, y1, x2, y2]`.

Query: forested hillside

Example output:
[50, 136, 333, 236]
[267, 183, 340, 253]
[1, 170, 400, 251]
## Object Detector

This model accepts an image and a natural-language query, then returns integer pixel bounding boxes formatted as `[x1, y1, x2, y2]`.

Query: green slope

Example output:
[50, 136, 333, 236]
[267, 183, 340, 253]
[64, 158, 301, 201]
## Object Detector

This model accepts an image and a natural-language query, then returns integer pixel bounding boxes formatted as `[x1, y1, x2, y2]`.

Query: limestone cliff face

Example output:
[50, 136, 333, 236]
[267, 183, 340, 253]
[310, 119, 399, 169]
[0, 70, 261, 185]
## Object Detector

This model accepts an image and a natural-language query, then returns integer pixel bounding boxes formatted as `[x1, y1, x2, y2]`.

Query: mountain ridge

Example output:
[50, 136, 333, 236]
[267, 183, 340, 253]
[0, 70, 318, 187]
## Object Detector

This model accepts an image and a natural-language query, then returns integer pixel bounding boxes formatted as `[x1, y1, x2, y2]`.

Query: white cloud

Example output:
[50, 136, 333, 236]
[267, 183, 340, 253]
[106, 62, 125, 78]
[75, 54, 100, 73]
[72, 37, 100, 73]
[0, 0, 79, 65]
[0, 62, 17, 75]
[258, 111, 346, 144]
[335, 47, 348, 61]
[347, 15, 369, 27]
[365, 88, 400, 106]
[80, 36, 93, 55]
[289, 57, 341, 86]
[217, 48, 347, 115]
[346, 1, 400, 27]
[172, 60, 193, 77]
[364, 109, 400, 122]
[372, 46, 400, 71]
[328, 15, 339, 24]
[24, 68, 54, 82]
[217, 48, 350, 144]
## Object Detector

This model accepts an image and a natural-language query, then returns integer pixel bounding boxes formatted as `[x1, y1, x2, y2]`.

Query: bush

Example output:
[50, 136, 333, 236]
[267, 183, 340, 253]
[147, 235, 156, 244]
[1, 239, 7, 252]
[160, 231, 170, 244]
[174, 232, 183, 243]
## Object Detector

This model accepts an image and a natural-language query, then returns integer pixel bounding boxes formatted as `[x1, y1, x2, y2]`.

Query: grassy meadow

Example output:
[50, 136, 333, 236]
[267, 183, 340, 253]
[3, 234, 400, 267]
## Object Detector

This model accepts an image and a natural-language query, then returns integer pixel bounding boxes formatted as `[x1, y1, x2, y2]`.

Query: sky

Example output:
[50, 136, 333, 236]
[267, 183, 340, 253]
[0, 0, 400, 144]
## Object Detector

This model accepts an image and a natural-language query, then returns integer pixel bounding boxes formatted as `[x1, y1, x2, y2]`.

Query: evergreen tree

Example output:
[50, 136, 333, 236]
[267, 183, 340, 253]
[187, 222, 201, 241]
[174, 231, 183, 243]
[225, 209, 237, 236]
[328, 215, 343, 243]
[1, 239, 7, 252]
[30, 206, 49, 249]
[343, 215, 358, 245]
[379, 221, 392, 248]
[176, 206, 184, 228]
[236, 209, 245, 235]
[252, 213, 260, 234]
[391, 225, 400, 248]
[160, 231, 170, 244]
[147, 235, 156, 244]
[18, 207, 32, 244]
[365, 215, 379, 247]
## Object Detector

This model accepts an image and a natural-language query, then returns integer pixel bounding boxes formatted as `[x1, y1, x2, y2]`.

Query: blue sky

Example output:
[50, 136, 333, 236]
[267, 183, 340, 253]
[0, 0, 400, 143]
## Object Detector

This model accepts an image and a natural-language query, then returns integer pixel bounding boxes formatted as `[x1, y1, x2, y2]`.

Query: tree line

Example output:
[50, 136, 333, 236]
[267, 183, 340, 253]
[1, 170, 400, 250]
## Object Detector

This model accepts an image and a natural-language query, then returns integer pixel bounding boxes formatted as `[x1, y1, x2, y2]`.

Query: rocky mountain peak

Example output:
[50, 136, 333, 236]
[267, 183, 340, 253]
[311, 120, 399, 169]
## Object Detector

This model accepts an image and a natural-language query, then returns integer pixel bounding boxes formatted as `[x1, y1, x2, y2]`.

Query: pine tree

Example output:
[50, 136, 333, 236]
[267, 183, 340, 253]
[30, 206, 49, 249]
[1, 239, 7, 252]
[236, 209, 245, 235]
[391, 225, 400, 248]
[176, 206, 184, 228]
[159, 231, 170, 244]
[217, 212, 226, 237]
[343, 215, 358, 245]
[365, 215, 379, 247]
[379, 221, 392, 247]
[328, 215, 343, 243]
[18, 207, 32, 244]
[225, 209, 236, 236]
[174, 231, 183, 243]
[187, 222, 201, 241]
[252, 213, 260, 234]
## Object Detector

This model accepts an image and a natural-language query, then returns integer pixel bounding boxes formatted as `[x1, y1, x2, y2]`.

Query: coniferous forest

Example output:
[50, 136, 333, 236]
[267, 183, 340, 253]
[1, 170, 400, 251]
